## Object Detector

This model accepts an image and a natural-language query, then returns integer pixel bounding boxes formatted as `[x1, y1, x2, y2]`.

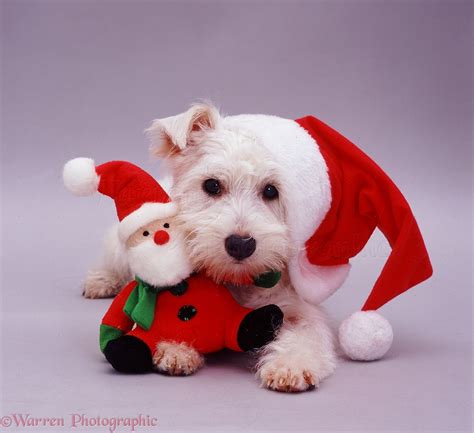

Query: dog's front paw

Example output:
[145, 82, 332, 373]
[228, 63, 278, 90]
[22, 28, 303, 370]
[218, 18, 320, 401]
[256, 340, 337, 393]
[257, 356, 319, 392]
[83, 270, 124, 299]
[153, 341, 204, 376]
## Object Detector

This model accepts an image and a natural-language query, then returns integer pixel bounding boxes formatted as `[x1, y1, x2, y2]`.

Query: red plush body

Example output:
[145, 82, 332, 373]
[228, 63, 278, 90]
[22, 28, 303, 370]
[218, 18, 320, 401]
[102, 273, 253, 354]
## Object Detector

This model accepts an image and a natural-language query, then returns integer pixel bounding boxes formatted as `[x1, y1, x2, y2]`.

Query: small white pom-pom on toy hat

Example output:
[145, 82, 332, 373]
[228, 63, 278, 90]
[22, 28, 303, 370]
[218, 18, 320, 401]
[63, 157, 100, 196]
[63, 157, 177, 241]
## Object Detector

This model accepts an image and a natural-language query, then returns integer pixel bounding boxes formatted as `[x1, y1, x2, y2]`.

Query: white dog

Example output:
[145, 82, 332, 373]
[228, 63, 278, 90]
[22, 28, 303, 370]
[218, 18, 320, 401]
[82, 102, 432, 391]
[84, 103, 336, 392]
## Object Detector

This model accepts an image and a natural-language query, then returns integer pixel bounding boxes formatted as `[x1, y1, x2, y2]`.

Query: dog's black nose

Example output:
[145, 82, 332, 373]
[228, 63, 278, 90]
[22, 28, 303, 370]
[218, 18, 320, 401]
[225, 235, 256, 260]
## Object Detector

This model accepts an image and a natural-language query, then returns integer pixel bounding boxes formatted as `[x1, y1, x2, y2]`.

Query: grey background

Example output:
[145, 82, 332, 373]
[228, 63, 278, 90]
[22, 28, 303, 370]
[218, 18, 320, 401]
[1, 1, 472, 432]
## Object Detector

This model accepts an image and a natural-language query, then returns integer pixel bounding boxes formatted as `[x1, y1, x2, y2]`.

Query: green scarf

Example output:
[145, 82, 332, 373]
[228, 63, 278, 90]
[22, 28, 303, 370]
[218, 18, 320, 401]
[123, 276, 188, 330]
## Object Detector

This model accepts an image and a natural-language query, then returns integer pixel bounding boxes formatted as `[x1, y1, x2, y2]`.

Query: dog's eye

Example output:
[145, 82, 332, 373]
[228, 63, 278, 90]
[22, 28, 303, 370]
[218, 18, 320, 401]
[143, 231, 150, 237]
[203, 178, 221, 196]
[263, 184, 279, 200]
[163, 223, 170, 228]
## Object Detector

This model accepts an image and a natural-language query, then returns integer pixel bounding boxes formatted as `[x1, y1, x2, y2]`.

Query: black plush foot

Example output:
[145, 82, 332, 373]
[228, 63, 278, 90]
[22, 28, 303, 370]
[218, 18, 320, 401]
[104, 335, 153, 373]
[237, 304, 284, 351]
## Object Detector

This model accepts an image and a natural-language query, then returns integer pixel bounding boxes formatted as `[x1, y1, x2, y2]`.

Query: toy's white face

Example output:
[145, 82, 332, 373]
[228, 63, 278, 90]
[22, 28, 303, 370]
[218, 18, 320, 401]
[126, 217, 193, 287]
[126, 219, 173, 249]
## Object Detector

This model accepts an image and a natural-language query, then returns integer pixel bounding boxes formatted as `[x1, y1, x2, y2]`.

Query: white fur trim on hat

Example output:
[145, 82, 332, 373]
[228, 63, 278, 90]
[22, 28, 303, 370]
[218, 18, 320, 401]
[63, 157, 99, 196]
[289, 252, 351, 305]
[118, 201, 177, 241]
[338, 311, 394, 361]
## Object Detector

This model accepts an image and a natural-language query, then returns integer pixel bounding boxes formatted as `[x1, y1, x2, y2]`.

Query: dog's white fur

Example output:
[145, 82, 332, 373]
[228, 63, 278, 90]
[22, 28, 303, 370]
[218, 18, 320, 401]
[84, 103, 336, 392]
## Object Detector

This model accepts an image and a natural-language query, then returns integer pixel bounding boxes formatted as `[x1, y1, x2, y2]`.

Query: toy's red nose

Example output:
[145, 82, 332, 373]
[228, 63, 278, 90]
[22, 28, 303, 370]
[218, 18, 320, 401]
[154, 230, 170, 245]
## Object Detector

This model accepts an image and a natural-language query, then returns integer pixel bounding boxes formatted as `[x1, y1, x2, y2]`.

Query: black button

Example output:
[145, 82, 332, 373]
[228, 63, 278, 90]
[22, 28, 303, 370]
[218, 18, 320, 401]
[178, 305, 197, 321]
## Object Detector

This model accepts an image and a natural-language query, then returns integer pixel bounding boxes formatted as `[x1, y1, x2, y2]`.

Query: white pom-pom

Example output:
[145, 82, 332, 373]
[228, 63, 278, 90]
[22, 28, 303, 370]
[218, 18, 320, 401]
[339, 311, 393, 361]
[63, 157, 99, 196]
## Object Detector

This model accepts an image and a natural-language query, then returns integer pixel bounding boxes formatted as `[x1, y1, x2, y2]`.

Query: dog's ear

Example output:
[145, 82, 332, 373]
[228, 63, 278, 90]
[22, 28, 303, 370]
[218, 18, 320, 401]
[147, 103, 221, 158]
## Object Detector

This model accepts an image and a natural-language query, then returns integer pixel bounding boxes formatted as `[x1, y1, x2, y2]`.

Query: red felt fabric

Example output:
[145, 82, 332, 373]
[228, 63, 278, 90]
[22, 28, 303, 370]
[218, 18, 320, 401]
[296, 116, 433, 311]
[95, 161, 171, 222]
[101, 274, 253, 354]
[102, 280, 137, 332]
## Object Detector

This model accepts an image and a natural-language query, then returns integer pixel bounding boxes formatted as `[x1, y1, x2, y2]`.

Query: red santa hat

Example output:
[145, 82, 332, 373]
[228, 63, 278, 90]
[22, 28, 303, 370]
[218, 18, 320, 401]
[290, 116, 433, 360]
[63, 158, 176, 241]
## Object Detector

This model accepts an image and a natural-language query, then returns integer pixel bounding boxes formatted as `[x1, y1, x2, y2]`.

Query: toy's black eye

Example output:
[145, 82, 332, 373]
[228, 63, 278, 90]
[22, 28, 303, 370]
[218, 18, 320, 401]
[163, 223, 170, 228]
[143, 231, 150, 237]
[263, 184, 279, 200]
[203, 178, 221, 196]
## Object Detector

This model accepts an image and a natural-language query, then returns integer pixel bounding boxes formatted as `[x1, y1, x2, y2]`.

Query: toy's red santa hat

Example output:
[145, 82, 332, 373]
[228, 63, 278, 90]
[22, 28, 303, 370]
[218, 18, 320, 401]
[277, 116, 433, 361]
[62, 158, 177, 241]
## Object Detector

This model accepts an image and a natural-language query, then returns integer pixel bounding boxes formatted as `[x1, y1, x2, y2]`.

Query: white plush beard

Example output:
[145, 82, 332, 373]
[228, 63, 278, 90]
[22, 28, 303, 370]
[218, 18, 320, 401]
[127, 236, 193, 287]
